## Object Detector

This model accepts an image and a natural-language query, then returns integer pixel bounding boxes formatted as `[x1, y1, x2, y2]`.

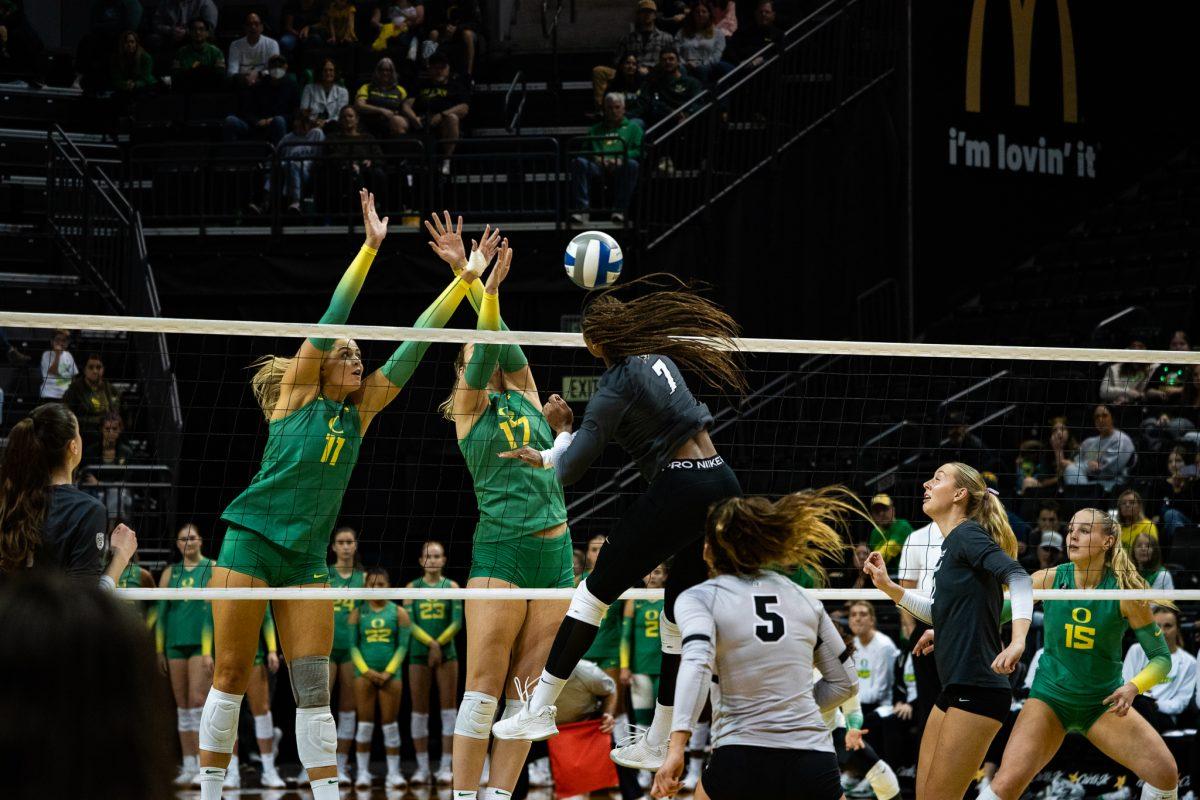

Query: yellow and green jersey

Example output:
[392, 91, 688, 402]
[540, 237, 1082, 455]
[331, 567, 365, 652]
[622, 598, 663, 676]
[156, 557, 214, 654]
[351, 601, 411, 675]
[406, 577, 462, 658]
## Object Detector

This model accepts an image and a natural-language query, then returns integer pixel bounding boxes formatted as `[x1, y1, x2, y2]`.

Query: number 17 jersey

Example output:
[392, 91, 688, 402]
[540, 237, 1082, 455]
[1034, 563, 1125, 704]
[459, 390, 567, 543]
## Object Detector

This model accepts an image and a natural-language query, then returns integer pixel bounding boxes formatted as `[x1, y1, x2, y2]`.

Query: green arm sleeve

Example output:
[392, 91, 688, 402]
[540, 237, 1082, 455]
[155, 600, 167, 653]
[385, 623, 412, 675]
[201, 606, 214, 657]
[1001, 599, 1012, 624]
[262, 605, 278, 653]
[464, 292, 501, 389]
[144, 602, 158, 632]
[842, 693, 864, 730]
[1131, 622, 1172, 693]
[410, 622, 436, 646]
[309, 245, 377, 350]
[436, 603, 462, 646]
[350, 646, 370, 675]
[377, 275, 472, 388]
[620, 614, 633, 670]
[464, 274, 528, 373]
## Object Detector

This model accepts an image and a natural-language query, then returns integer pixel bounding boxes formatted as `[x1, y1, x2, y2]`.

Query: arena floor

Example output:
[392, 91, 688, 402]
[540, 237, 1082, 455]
[173, 788, 590, 799]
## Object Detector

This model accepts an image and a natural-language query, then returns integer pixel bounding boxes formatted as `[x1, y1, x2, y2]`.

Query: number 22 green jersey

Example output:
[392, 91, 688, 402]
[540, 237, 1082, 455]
[1035, 563, 1125, 703]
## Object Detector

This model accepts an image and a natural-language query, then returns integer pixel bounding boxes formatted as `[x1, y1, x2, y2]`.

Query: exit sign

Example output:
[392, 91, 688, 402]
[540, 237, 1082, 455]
[562, 375, 600, 402]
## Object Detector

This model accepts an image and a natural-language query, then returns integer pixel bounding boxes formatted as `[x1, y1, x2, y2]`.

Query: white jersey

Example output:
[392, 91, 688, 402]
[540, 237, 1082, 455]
[1123, 646, 1196, 716]
[672, 571, 857, 752]
[854, 631, 900, 707]
[897, 522, 944, 595]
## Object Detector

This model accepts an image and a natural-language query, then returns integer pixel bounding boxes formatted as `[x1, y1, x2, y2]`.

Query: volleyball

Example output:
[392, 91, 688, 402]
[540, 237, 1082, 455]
[564, 231, 623, 290]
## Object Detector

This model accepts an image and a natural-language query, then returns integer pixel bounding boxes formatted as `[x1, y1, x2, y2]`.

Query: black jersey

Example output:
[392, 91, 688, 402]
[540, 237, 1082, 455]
[556, 354, 714, 484]
[31, 485, 107, 579]
[931, 521, 1026, 691]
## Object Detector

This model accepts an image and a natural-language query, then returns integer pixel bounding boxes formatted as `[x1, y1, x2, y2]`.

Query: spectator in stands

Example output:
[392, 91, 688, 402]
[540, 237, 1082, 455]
[0, 571, 174, 799]
[656, 0, 690, 34]
[1100, 339, 1154, 405]
[280, 0, 329, 56]
[1061, 404, 1135, 494]
[726, 0, 783, 65]
[847, 601, 901, 768]
[227, 12, 280, 87]
[324, 0, 359, 44]
[938, 410, 986, 466]
[1047, 415, 1079, 491]
[1, 328, 30, 365]
[592, 0, 674, 113]
[1131, 533, 1174, 590]
[328, 105, 387, 202]
[1033, 530, 1064, 570]
[170, 17, 225, 91]
[674, 0, 732, 84]
[39, 329, 77, 401]
[640, 46, 702, 126]
[1117, 489, 1159, 550]
[403, 52, 470, 172]
[110, 30, 156, 95]
[1014, 438, 1054, 498]
[275, 109, 326, 212]
[301, 58, 350, 129]
[224, 55, 299, 144]
[356, 57, 411, 136]
[866, 492, 912, 572]
[149, 0, 217, 53]
[0, 0, 45, 86]
[368, 1, 424, 57]
[607, 53, 647, 125]
[424, 1, 482, 79]
[1123, 606, 1195, 732]
[1141, 408, 1196, 454]
[1144, 330, 1190, 408]
[63, 353, 121, 442]
[73, 0, 143, 90]
[83, 411, 133, 467]
[1146, 445, 1199, 543]
[1020, 500, 1061, 569]
[570, 92, 643, 225]
[712, 0, 738, 35]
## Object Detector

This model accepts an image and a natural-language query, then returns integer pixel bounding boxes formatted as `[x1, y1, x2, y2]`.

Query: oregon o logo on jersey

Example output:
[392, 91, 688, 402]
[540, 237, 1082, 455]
[1064, 606, 1095, 650]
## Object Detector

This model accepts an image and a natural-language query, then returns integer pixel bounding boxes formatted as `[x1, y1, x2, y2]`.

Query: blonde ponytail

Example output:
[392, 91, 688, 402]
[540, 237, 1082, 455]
[948, 462, 1018, 559]
[249, 355, 292, 421]
[1076, 507, 1175, 609]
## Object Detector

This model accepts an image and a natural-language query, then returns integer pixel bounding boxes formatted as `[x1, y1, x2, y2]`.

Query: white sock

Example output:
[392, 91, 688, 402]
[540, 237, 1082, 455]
[387, 753, 401, 775]
[866, 760, 901, 800]
[227, 755, 239, 774]
[646, 702, 674, 747]
[529, 670, 568, 712]
[261, 751, 276, 773]
[311, 777, 340, 799]
[417, 751, 430, 771]
[183, 754, 198, 773]
[198, 769, 225, 800]
[440, 752, 453, 772]
[482, 789, 513, 800]
[614, 712, 629, 737]
[453, 793, 478, 799]
[336, 751, 349, 774]
[978, 785, 1001, 800]
[357, 749, 371, 775]
[1142, 784, 1179, 800]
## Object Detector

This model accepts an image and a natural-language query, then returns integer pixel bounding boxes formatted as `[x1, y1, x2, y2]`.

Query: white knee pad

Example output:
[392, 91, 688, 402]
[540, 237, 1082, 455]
[660, 615, 682, 655]
[630, 674, 654, 711]
[866, 760, 901, 800]
[566, 578, 609, 627]
[187, 706, 204, 731]
[356, 721, 375, 745]
[337, 710, 356, 740]
[440, 708, 457, 733]
[454, 691, 498, 740]
[177, 707, 194, 732]
[254, 712, 274, 741]
[411, 712, 429, 739]
[501, 698, 524, 720]
[296, 707, 337, 769]
[383, 722, 401, 748]
[199, 689, 243, 754]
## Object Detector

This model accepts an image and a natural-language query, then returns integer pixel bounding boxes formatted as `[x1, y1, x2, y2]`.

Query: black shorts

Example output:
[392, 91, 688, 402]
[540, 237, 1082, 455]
[584, 456, 741, 620]
[703, 745, 842, 800]
[935, 684, 1011, 723]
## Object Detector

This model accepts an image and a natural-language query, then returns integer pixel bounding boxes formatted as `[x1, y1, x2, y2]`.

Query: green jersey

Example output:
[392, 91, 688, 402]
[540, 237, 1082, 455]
[352, 601, 410, 674]
[631, 599, 664, 675]
[331, 567, 365, 651]
[162, 558, 214, 648]
[408, 577, 460, 642]
[117, 562, 143, 589]
[1034, 563, 1125, 702]
[459, 391, 567, 543]
[222, 397, 363, 559]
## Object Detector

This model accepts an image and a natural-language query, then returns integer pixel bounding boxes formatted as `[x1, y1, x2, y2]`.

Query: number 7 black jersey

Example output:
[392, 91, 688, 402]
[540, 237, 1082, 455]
[556, 354, 714, 484]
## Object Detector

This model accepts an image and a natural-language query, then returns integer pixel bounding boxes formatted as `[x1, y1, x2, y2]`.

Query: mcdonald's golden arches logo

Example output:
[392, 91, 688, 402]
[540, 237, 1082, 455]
[965, 0, 1077, 123]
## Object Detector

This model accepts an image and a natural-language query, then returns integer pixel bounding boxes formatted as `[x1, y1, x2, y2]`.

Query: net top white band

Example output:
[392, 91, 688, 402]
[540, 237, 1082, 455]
[5, 311, 1200, 363]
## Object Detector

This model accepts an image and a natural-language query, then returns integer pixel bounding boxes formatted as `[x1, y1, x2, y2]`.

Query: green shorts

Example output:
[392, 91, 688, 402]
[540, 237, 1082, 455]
[1028, 687, 1108, 734]
[331, 647, 353, 665]
[166, 644, 202, 660]
[409, 641, 459, 664]
[468, 531, 574, 589]
[219, 524, 330, 587]
[590, 655, 620, 671]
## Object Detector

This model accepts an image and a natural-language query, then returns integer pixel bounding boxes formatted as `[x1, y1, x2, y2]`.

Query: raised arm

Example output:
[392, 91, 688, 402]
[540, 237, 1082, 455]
[273, 189, 385, 421]
[451, 241, 512, 437]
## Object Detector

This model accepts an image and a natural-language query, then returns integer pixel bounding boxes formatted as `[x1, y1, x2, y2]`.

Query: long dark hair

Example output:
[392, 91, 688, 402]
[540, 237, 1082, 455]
[0, 571, 174, 799]
[0, 404, 77, 572]
[582, 274, 747, 393]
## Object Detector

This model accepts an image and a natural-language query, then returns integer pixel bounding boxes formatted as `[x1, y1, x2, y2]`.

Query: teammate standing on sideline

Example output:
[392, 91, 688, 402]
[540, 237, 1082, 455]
[156, 523, 214, 787]
[198, 192, 486, 800]
[863, 463, 1033, 800]
[652, 489, 861, 800]
[582, 534, 628, 728]
[246, 605, 286, 789]
[405, 539, 463, 785]
[978, 509, 1177, 800]
[622, 564, 666, 727]
[329, 525, 365, 784]
[493, 276, 746, 773]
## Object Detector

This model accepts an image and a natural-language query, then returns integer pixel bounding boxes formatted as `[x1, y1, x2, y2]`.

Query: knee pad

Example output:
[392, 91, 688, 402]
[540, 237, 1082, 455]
[411, 712, 429, 739]
[337, 710, 356, 740]
[660, 615, 682, 655]
[440, 708, 457, 734]
[187, 706, 204, 731]
[866, 760, 900, 800]
[199, 689, 243, 754]
[454, 691, 498, 740]
[290, 655, 331, 708]
[177, 707, 194, 732]
[254, 712, 274, 741]
[501, 698, 524, 720]
[566, 578, 609, 627]
[296, 707, 337, 769]
[382, 722, 401, 749]
[356, 721, 375, 745]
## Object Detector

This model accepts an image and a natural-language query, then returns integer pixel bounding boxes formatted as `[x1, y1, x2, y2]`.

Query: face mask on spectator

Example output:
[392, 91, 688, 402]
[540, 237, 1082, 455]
[270, 68, 286, 79]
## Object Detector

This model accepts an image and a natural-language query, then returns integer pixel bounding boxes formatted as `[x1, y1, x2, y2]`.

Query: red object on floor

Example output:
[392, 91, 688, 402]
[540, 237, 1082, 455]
[546, 718, 620, 799]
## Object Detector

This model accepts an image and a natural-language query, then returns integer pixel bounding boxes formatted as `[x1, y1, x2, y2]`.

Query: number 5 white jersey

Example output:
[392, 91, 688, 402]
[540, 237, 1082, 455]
[670, 571, 858, 752]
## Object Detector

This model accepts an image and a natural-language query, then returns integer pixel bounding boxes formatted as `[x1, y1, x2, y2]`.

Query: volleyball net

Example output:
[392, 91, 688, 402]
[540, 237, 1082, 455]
[3, 310, 1200, 604]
